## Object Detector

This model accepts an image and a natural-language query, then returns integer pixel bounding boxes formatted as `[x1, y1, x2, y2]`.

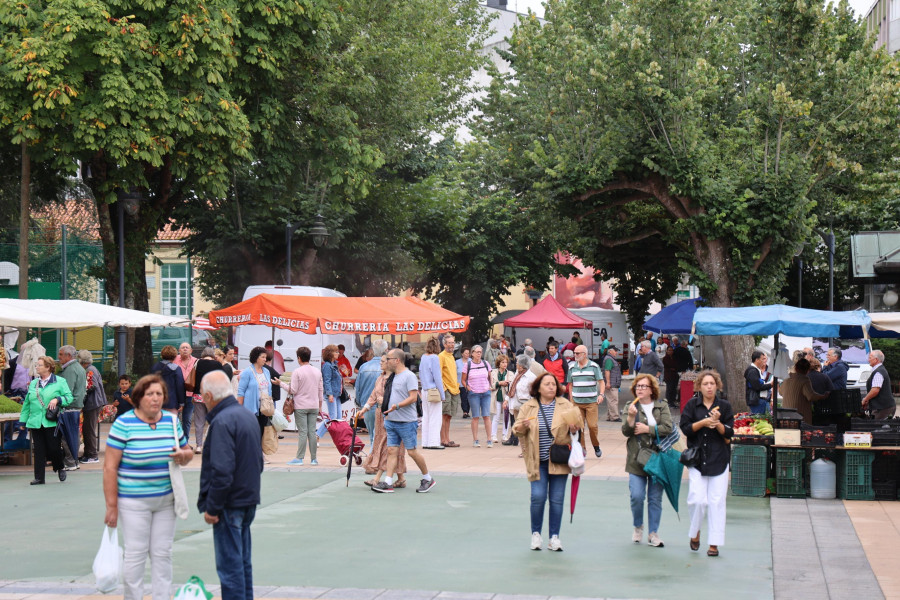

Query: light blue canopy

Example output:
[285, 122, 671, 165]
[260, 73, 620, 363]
[693, 305, 872, 338]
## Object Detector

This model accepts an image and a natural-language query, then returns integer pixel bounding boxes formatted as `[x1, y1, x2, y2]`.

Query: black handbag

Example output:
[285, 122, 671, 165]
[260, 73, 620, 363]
[538, 402, 571, 465]
[680, 445, 701, 469]
[38, 389, 60, 421]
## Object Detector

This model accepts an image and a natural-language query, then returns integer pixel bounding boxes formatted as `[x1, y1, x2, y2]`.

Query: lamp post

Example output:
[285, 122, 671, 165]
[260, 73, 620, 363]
[285, 214, 329, 286]
[116, 189, 143, 376]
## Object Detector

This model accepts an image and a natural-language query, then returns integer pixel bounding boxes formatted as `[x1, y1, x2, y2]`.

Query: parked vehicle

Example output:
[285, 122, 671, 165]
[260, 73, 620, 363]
[106, 326, 212, 358]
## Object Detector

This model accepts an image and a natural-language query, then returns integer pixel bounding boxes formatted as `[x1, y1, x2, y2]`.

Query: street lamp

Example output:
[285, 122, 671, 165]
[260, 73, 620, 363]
[285, 214, 329, 286]
[116, 188, 144, 376]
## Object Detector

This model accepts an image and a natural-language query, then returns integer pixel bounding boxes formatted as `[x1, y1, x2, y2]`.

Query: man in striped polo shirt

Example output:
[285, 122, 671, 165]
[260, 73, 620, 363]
[566, 345, 605, 458]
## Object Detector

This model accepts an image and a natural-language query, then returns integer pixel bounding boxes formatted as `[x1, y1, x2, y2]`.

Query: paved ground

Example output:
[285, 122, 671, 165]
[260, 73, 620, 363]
[0, 402, 892, 600]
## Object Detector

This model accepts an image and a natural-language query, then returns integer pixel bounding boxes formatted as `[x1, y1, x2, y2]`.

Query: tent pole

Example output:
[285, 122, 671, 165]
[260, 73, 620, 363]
[772, 333, 780, 414]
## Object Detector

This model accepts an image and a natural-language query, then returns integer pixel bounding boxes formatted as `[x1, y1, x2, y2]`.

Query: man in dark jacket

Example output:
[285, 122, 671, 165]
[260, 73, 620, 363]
[150, 345, 186, 412]
[823, 348, 849, 390]
[744, 351, 773, 414]
[198, 370, 263, 600]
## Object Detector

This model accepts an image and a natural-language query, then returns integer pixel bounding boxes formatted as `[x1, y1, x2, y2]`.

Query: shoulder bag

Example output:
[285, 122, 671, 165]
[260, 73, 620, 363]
[538, 402, 571, 465]
[253, 369, 275, 417]
[282, 394, 295, 416]
[37, 387, 60, 421]
[168, 415, 189, 520]
[680, 445, 702, 469]
[184, 364, 197, 393]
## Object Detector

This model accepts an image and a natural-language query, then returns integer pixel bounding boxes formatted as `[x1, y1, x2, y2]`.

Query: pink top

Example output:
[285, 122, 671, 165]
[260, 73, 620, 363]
[279, 364, 324, 410]
[173, 355, 197, 399]
[462, 359, 492, 394]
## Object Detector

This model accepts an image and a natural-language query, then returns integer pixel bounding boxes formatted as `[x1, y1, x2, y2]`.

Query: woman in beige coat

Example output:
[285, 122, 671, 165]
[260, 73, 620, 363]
[514, 372, 581, 552]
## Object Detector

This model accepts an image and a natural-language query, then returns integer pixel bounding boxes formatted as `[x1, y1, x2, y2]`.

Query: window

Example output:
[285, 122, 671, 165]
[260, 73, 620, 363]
[161, 263, 189, 317]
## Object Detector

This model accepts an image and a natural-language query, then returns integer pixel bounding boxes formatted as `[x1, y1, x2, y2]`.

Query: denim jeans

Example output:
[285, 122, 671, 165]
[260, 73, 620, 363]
[181, 400, 193, 445]
[629, 473, 663, 533]
[530, 461, 567, 537]
[213, 505, 256, 600]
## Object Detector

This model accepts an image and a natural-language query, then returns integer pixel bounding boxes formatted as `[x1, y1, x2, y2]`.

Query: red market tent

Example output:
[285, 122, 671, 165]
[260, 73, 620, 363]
[209, 294, 469, 335]
[503, 295, 593, 329]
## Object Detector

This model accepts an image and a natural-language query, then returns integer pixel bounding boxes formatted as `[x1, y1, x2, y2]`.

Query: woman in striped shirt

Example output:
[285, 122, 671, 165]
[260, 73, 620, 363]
[103, 374, 193, 600]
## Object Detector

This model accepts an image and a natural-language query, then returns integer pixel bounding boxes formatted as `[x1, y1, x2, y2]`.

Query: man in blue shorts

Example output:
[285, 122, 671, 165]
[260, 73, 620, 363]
[372, 348, 436, 494]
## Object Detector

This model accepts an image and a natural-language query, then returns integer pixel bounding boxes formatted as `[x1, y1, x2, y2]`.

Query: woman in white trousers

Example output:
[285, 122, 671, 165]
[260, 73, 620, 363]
[418, 337, 445, 449]
[679, 369, 734, 557]
[490, 355, 511, 442]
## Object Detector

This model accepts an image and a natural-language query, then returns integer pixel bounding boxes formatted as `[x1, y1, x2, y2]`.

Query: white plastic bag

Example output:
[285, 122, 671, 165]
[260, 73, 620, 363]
[271, 410, 289, 432]
[568, 431, 585, 476]
[92, 526, 123, 593]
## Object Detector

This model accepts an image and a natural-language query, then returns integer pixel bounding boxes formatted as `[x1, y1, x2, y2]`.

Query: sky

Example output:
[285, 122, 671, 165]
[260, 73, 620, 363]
[505, 0, 875, 19]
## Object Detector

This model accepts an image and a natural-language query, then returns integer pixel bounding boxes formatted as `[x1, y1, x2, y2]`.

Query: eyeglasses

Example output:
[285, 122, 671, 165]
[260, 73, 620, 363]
[386, 357, 399, 361]
[575, 351, 586, 355]
[634, 384, 651, 389]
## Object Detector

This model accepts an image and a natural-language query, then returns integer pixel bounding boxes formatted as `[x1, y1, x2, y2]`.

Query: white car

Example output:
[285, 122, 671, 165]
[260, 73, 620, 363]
[845, 363, 872, 392]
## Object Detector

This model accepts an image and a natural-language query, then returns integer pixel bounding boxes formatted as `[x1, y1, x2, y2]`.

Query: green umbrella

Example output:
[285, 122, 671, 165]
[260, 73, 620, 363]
[644, 447, 684, 518]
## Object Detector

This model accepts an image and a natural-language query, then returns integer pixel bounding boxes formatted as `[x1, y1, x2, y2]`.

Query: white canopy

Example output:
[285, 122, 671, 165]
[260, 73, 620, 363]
[0, 299, 187, 330]
[871, 312, 900, 335]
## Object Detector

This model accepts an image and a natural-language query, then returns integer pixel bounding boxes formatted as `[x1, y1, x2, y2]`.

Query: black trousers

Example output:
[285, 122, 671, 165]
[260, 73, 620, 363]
[665, 378, 679, 406]
[30, 426, 63, 482]
[460, 387, 470, 415]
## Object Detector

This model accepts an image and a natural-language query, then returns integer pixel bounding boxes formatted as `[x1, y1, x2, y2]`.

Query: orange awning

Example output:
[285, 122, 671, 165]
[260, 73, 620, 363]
[209, 295, 469, 335]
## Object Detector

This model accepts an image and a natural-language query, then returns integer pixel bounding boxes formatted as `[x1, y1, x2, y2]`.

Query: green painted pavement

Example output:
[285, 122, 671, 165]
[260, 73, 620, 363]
[1, 471, 773, 599]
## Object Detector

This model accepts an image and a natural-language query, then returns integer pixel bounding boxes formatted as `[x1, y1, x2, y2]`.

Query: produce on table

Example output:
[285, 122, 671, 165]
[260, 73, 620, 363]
[733, 412, 773, 436]
[0, 394, 22, 414]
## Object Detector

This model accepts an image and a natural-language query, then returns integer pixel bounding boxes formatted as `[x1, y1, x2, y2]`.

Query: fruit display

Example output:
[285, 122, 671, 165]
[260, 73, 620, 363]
[733, 412, 774, 436]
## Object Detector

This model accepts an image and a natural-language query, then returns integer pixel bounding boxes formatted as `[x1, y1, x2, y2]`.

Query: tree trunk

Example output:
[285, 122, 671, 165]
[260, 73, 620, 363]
[719, 335, 754, 413]
[17, 142, 30, 347]
[296, 247, 318, 286]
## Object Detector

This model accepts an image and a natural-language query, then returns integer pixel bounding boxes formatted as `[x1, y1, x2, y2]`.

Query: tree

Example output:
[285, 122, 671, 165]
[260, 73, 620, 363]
[477, 0, 900, 408]
[176, 0, 491, 306]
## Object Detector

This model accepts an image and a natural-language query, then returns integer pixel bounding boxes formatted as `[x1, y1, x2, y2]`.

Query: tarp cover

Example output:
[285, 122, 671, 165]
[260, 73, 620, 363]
[209, 295, 469, 335]
[643, 297, 703, 334]
[503, 295, 593, 329]
[841, 312, 900, 339]
[0, 299, 187, 329]
[693, 305, 871, 338]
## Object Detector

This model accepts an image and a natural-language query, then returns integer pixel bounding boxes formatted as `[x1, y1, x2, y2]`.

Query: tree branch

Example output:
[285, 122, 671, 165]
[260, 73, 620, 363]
[576, 194, 652, 220]
[746, 237, 774, 289]
[599, 229, 660, 247]
[575, 180, 652, 202]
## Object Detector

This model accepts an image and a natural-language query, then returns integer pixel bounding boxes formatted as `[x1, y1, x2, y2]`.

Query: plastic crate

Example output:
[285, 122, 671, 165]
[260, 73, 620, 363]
[814, 389, 863, 416]
[873, 430, 900, 447]
[732, 435, 772, 446]
[775, 409, 803, 430]
[873, 452, 900, 482]
[800, 424, 838, 447]
[873, 480, 897, 501]
[775, 448, 807, 498]
[838, 451, 875, 501]
[851, 418, 900, 433]
[731, 445, 769, 497]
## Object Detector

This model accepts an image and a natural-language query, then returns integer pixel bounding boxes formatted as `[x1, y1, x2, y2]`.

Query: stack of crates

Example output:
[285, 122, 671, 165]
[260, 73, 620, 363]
[838, 451, 875, 500]
[775, 448, 806, 498]
[731, 445, 769, 497]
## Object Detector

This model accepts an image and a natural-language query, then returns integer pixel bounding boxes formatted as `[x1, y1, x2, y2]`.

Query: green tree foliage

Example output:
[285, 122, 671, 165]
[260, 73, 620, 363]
[177, 0, 491, 306]
[477, 0, 900, 406]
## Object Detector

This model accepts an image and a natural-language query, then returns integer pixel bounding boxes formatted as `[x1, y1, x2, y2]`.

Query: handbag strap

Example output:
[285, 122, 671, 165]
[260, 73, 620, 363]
[171, 413, 181, 449]
[537, 401, 552, 434]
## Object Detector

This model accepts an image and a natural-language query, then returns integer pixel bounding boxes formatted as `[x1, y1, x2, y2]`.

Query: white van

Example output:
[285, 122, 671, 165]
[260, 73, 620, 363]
[570, 308, 633, 363]
[234, 285, 361, 372]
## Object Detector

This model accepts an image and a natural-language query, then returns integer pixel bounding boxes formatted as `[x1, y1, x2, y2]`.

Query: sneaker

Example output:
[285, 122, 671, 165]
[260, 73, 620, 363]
[194, 446, 203, 455]
[64, 464, 79, 471]
[372, 481, 395, 493]
[80, 457, 99, 464]
[462, 413, 470, 419]
[310, 459, 318, 466]
[473, 440, 480, 447]
[502, 438, 516, 446]
[531, 532, 543, 551]
[286, 458, 303, 466]
[491, 436, 498, 443]
[416, 478, 436, 493]
[633, 526, 643, 544]
[648, 532, 665, 547]
[548, 535, 563, 551]
[486, 440, 493, 448]
[594, 446, 603, 458]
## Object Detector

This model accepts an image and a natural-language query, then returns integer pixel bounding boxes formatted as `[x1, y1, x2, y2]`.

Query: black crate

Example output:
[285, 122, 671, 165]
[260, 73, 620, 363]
[874, 480, 897, 501]
[775, 409, 803, 430]
[800, 424, 838, 447]
[851, 418, 900, 433]
[815, 389, 863, 416]
[873, 452, 900, 482]
[732, 435, 772, 446]
[873, 430, 900, 447]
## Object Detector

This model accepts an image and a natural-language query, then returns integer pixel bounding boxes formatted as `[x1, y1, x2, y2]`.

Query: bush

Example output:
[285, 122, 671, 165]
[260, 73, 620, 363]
[872, 339, 900, 385]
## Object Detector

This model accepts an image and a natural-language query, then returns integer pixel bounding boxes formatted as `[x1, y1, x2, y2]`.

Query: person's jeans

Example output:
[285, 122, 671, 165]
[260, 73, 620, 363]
[530, 461, 567, 537]
[213, 505, 256, 600]
[118, 494, 176, 600]
[192, 401, 209, 447]
[468, 391, 491, 418]
[294, 408, 318, 460]
[181, 399, 194, 445]
[629, 473, 663, 533]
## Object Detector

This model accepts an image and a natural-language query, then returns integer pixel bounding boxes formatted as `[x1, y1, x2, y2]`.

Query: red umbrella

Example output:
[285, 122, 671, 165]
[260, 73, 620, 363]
[193, 318, 216, 331]
[570, 475, 580, 523]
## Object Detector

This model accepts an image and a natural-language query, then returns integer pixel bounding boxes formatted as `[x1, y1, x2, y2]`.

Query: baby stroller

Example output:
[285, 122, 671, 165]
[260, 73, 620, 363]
[325, 410, 367, 466]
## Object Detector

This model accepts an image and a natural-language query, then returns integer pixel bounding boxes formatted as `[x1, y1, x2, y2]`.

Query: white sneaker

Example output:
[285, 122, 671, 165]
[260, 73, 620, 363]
[473, 440, 480, 447]
[648, 532, 664, 547]
[548, 535, 563, 551]
[491, 436, 498, 443]
[632, 526, 643, 543]
[530, 532, 542, 551]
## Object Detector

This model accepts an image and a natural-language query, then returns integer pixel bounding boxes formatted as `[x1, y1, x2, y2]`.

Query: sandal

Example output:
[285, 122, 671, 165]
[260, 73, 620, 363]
[707, 546, 719, 557]
[445, 441, 460, 448]
[364, 480, 376, 487]
[395, 479, 407, 488]
[690, 535, 700, 552]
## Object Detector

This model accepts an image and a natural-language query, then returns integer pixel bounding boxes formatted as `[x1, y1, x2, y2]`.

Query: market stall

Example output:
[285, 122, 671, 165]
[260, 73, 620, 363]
[502, 295, 593, 356]
[690, 305, 886, 500]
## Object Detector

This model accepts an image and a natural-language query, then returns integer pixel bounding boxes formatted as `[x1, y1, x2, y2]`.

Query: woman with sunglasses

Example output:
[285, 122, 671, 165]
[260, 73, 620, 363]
[622, 374, 672, 548]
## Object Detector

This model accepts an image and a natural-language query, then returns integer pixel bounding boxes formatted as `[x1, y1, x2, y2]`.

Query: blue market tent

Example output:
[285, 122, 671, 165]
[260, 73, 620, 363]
[644, 297, 703, 335]
[692, 305, 872, 338]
